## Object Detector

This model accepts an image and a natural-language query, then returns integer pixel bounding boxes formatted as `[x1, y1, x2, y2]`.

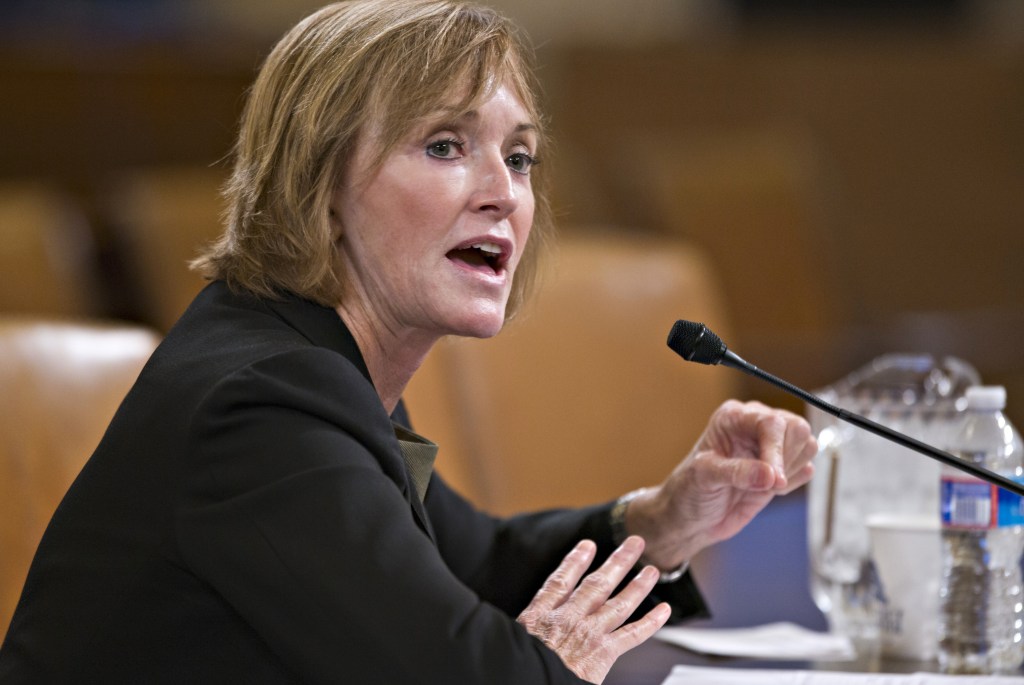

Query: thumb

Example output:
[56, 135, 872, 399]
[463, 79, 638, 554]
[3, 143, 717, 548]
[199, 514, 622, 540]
[700, 453, 778, 491]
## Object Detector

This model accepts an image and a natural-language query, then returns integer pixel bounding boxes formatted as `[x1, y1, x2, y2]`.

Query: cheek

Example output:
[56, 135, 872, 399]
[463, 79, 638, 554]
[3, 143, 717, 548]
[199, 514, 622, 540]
[514, 194, 537, 256]
[356, 183, 428, 252]
[378, 172, 459, 237]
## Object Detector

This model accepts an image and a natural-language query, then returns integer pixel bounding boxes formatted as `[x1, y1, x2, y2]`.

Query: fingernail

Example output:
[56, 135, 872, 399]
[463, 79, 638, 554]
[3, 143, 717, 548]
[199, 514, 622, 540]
[621, 536, 644, 554]
[639, 565, 659, 582]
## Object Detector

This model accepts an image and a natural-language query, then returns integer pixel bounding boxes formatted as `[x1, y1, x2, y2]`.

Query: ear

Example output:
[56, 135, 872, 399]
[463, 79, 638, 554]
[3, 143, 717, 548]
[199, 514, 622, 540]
[328, 204, 344, 243]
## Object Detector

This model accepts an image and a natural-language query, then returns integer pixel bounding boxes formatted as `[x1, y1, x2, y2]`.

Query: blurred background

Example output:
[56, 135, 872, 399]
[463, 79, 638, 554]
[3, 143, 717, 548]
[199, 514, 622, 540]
[2, 0, 1021, 422]
[1, 0, 1022, 635]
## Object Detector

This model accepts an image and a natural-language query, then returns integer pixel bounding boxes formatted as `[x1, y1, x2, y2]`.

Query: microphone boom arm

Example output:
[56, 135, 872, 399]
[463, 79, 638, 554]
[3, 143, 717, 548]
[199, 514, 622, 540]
[721, 348, 1024, 499]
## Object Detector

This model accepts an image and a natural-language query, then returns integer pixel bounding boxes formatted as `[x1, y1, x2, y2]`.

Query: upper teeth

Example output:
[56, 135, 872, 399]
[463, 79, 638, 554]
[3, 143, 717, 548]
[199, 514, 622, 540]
[471, 242, 502, 255]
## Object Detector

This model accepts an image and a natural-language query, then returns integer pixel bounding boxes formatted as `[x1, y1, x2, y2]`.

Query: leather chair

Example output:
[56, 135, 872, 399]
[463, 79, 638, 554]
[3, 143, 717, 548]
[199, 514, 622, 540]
[0, 318, 160, 638]
[107, 167, 227, 331]
[0, 182, 100, 317]
[404, 230, 738, 516]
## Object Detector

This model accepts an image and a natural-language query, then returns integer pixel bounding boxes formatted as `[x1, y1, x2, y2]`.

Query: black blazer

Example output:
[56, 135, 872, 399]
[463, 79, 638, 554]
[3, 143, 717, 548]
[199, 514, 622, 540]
[0, 282, 706, 684]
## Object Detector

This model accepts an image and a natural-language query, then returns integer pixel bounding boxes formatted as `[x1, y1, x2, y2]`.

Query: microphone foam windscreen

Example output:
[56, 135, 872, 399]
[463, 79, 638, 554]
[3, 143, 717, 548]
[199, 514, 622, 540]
[666, 320, 727, 365]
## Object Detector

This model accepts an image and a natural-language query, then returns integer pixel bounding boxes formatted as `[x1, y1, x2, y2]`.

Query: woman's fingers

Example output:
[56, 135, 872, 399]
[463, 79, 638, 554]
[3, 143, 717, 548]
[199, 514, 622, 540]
[608, 599, 672, 652]
[570, 536, 646, 614]
[517, 536, 669, 683]
[596, 565, 660, 625]
[526, 539, 597, 613]
[783, 418, 818, 484]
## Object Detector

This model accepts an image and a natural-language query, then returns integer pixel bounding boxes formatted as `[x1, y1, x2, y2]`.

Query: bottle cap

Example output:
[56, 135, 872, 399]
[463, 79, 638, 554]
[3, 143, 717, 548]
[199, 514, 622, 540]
[964, 385, 1006, 411]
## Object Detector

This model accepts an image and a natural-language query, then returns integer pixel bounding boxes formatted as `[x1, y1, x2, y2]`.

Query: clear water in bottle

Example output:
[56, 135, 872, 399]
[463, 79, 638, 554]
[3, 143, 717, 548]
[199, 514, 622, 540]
[938, 385, 1024, 674]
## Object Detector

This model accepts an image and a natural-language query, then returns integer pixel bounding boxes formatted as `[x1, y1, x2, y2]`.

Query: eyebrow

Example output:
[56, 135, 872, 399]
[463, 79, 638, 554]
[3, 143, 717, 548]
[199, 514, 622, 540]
[437, 108, 538, 136]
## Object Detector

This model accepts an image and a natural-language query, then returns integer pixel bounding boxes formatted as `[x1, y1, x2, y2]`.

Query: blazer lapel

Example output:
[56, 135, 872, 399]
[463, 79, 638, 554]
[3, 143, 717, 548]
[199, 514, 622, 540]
[262, 292, 437, 544]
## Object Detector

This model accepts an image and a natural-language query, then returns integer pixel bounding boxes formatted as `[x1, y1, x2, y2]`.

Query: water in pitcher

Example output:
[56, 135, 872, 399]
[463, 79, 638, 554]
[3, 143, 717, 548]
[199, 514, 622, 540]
[806, 354, 979, 652]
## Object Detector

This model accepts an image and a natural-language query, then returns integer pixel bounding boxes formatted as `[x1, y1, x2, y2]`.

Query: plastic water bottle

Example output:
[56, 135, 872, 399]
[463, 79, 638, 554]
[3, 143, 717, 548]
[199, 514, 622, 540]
[938, 385, 1024, 674]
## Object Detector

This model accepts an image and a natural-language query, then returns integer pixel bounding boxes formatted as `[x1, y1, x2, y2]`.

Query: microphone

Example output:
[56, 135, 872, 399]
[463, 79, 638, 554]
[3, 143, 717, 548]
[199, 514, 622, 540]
[667, 319, 1024, 498]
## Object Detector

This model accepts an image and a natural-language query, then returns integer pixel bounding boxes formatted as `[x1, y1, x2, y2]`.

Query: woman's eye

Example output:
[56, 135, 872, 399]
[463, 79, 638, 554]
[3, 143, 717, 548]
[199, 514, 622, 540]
[506, 152, 536, 175]
[426, 139, 463, 159]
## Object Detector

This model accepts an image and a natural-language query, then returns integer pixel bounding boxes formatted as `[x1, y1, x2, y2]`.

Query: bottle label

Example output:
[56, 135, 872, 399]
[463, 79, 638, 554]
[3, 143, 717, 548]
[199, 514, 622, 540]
[941, 475, 1024, 529]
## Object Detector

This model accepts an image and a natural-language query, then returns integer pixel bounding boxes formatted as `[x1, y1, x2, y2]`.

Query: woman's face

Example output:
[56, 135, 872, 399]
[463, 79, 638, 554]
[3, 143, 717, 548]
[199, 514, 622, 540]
[331, 84, 537, 343]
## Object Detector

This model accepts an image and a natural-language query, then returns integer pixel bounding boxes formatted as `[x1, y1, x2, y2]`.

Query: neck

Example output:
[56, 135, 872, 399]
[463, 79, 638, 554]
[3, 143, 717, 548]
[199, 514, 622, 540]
[333, 303, 437, 415]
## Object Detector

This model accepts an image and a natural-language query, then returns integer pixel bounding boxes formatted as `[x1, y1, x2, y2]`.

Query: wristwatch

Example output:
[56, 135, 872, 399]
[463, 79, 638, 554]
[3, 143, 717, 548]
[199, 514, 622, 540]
[609, 488, 689, 584]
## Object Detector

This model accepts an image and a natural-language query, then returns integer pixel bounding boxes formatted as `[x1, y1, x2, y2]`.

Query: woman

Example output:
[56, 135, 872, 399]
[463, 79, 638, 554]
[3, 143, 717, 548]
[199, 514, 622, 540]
[0, 2, 816, 683]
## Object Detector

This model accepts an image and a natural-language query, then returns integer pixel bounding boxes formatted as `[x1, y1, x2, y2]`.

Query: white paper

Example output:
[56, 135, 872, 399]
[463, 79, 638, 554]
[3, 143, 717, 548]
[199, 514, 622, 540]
[660, 665, 1024, 685]
[655, 622, 856, 661]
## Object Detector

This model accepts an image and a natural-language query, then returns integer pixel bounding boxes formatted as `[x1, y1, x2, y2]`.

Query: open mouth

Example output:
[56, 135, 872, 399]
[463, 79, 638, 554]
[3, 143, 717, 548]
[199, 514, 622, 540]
[446, 241, 508, 275]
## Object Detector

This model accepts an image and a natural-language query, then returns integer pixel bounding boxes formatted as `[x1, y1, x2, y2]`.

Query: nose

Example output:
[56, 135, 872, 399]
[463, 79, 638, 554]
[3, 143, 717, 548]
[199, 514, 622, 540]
[472, 151, 520, 219]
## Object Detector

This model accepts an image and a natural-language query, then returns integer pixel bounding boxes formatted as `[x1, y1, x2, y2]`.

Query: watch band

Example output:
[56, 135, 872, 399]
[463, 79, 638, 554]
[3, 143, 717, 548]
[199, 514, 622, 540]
[609, 488, 689, 584]
[656, 560, 689, 584]
[609, 488, 645, 547]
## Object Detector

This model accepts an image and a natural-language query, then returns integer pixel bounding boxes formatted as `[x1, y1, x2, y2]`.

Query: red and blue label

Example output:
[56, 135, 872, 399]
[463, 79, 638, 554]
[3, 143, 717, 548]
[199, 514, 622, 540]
[941, 476, 1024, 529]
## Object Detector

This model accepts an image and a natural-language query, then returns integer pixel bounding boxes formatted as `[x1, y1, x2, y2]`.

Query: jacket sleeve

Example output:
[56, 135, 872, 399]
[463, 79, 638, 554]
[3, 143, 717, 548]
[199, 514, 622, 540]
[423, 475, 710, 623]
[174, 347, 589, 685]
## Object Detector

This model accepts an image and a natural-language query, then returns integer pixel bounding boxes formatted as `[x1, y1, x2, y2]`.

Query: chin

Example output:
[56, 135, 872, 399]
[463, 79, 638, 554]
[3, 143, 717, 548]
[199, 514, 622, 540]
[449, 309, 506, 340]
[459, 320, 505, 340]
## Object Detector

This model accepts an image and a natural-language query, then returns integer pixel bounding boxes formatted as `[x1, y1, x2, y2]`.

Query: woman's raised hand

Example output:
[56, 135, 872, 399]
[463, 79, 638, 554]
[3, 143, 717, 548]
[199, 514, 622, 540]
[516, 536, 671, 684]
[627, 399, 818, 572]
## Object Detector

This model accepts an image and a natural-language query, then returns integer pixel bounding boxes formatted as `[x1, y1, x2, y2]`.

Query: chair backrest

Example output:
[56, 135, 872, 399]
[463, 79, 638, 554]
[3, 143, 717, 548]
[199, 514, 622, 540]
[404, 230, 738, 515]
[0, 318, 160, 638]
[108, 167, 227, 331]
[0, 182, 99, 317]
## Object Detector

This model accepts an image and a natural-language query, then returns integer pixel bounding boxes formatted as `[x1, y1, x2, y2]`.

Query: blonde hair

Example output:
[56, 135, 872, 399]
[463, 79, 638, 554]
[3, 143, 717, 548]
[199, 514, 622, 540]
[192, 0, 552, 316]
